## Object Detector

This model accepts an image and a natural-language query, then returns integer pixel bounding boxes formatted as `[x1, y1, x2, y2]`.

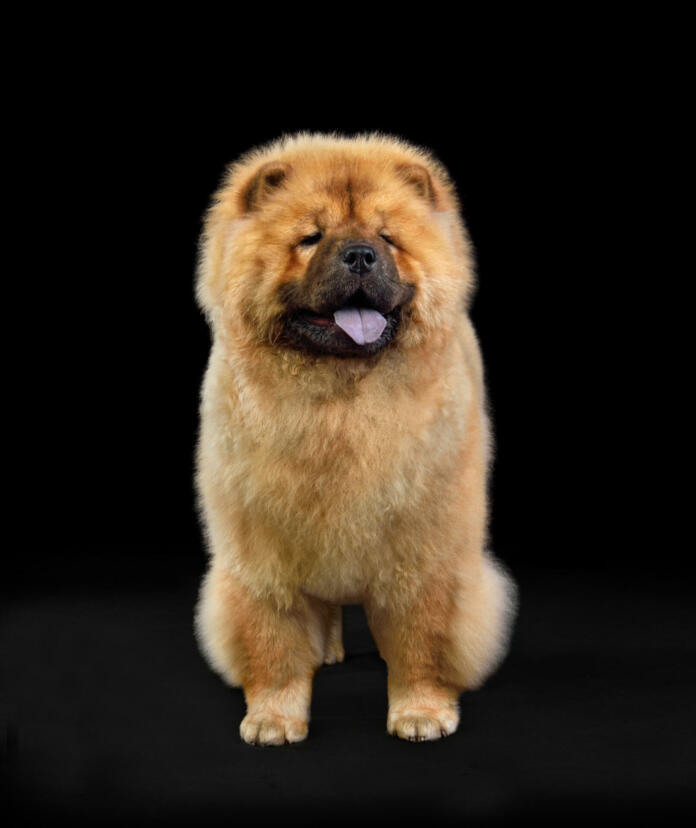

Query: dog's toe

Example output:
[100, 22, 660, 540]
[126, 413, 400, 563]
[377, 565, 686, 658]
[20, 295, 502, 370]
[240, 714, 308, 746]
[388, 707, 459, 742]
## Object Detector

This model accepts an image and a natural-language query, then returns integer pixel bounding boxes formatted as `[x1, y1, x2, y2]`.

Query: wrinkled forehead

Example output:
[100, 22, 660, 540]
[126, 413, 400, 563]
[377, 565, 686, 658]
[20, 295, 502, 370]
[267, 161, 420, 227]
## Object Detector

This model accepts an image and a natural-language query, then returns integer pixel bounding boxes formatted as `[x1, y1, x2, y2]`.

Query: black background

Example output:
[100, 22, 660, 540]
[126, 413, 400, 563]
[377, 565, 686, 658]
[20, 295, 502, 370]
[4, 44, 694, 825]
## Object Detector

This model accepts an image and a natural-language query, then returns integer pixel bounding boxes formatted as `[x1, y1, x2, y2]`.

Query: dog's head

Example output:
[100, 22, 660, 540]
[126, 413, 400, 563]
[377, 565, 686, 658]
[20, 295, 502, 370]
[197, 134, 475, 364]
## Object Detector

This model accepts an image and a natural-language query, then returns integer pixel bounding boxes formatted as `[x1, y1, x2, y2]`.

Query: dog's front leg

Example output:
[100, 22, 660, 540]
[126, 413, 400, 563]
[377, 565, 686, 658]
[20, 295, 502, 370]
[366, 590, 461, 741]
[196, 564, 329, 745]
[365, 556, 515, 741]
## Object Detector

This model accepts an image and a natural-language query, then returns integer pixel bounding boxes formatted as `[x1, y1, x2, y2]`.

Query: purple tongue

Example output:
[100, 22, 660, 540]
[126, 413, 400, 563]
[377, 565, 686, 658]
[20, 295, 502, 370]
[333, 307, 387, 345]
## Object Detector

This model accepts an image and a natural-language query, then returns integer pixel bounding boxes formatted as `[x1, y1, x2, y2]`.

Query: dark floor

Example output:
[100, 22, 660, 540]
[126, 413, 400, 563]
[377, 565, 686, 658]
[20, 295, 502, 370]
[3, 553, 695, 824]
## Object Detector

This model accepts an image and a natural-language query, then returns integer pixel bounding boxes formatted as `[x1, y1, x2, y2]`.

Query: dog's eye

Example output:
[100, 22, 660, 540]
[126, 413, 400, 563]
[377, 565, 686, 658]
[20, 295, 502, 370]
[298, 232, 323, 247]
[380, 233, 396, 247]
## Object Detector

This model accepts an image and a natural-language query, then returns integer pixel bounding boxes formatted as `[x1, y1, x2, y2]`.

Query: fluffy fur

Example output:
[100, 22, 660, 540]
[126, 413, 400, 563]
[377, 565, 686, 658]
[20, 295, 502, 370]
[194, 133, 516, 744]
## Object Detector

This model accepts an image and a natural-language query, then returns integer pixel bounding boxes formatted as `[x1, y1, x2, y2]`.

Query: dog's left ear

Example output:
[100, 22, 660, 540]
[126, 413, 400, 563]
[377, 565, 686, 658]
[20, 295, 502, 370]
[396, 163, 439, 208]
[241, 161, 290, 212]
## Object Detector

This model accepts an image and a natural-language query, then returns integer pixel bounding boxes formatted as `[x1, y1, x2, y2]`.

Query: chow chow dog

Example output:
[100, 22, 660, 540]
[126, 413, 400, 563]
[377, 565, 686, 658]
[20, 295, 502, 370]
[194, 133, 516, 745]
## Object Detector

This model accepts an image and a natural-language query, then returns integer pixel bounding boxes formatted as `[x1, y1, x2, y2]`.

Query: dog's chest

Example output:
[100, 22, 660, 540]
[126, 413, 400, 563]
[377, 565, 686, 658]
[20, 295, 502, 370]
[243, 398, 425, 526]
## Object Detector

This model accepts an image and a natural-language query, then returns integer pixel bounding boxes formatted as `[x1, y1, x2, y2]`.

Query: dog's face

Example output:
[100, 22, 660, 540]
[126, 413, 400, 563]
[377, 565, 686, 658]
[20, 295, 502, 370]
[278, 226, 412, 358]
[198, 135, 474, 361]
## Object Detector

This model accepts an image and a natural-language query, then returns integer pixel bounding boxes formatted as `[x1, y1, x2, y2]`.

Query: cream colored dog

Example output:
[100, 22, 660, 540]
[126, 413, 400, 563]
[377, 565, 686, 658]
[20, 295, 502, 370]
[194, 133, 516, 745]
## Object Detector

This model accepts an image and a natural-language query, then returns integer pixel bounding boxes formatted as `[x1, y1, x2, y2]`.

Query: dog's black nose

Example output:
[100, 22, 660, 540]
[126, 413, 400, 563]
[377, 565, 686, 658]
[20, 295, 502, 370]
[341, 243, 377, 275]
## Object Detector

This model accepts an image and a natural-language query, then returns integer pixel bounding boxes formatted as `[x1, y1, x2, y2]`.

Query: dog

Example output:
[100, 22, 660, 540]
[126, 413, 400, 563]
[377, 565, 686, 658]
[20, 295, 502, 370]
[194, 133, 516, 744]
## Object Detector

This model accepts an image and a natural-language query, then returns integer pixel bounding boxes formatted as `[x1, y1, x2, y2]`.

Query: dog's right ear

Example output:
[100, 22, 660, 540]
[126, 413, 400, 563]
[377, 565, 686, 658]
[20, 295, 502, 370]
[240, 161, 290, 212]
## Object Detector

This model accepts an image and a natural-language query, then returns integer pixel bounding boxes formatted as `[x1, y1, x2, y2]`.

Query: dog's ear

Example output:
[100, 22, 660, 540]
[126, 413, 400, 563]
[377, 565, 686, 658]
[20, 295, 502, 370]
[396, 163, 439, 208]
[240, 161, 290, 212]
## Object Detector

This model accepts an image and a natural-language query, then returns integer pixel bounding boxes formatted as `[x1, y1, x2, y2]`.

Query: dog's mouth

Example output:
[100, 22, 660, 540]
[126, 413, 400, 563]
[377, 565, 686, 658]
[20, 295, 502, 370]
[282, 298, 403, 357]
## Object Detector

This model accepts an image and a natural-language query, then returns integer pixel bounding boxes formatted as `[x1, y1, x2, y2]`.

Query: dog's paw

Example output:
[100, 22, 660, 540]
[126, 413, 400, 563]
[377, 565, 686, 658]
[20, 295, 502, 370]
[323, 641, 345, 665]
[387, 706, 459, 742]
[240, 713, 308, 746]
